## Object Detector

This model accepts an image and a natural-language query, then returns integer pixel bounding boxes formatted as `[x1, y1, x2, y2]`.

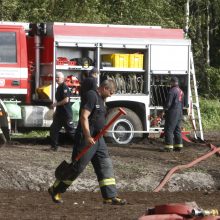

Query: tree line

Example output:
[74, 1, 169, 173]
[1, 0, 219, 98]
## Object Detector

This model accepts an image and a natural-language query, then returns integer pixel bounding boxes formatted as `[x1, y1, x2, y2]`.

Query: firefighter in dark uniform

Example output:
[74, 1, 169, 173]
[80, 67, 98, 103]
[74, 67, 98, 135]
[48, 79, 127, 205]
[50, 71, 75, 151]
[164, 77, 184, 152]
[79, 67, 98, 117]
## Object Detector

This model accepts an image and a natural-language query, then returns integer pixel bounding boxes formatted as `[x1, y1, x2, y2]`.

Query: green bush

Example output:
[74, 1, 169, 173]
[206, 67, 220, 98]
[200, 98, 220, 131]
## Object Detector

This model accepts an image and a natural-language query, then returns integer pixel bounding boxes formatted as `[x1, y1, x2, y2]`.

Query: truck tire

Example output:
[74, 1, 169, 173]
[105, 107, 143, 145]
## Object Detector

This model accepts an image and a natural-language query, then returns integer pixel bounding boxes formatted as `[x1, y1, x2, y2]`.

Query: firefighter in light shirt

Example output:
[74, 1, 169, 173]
[50, 71, 75, 151]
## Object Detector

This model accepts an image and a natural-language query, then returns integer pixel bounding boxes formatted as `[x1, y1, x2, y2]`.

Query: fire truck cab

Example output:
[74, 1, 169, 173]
[0, 22, 193, 145]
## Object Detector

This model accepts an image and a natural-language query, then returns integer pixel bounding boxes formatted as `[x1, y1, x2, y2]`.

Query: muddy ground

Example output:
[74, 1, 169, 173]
[0, 132, 219, 219]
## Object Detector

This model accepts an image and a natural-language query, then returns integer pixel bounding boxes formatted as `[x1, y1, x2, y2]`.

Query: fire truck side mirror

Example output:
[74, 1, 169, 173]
[38, 23, 47, 35]
[29, 23, 46, 36]
[28, 23, 36, 36]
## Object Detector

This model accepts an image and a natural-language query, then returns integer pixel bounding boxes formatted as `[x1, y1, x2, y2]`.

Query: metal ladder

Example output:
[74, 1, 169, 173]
[189, 52, 204, 140]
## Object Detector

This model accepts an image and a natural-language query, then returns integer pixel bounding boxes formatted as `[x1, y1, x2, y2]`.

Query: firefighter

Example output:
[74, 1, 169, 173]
[50, 71, 75, 151]
[48, 79, 127, 205]
[163, 77, 184, 152]
[80, 67, 98, 104]
[75, 67, 98, 134]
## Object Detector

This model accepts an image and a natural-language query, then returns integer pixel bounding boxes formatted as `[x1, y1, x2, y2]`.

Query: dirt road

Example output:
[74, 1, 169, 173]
[0, 132, 219, 219]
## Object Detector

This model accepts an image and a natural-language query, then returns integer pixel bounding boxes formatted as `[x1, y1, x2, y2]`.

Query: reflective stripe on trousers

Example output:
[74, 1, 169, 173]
[174, 144, 183, 148]
[164, 144, 173, 149]
[99, 178, 116, 188]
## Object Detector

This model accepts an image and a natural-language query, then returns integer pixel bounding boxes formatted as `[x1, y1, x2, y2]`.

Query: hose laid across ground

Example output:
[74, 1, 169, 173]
[153, 146, 220, 192]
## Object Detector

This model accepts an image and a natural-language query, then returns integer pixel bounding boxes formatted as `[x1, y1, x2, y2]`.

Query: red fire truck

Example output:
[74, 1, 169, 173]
[0, 22, 203, 145]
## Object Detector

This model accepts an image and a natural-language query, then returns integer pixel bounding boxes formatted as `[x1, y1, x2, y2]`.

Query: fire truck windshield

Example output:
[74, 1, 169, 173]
[0, 32, 17, 63]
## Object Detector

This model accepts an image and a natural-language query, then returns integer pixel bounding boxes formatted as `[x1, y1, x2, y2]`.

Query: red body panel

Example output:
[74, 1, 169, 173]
[2, 78, 27, 88]
[27, 37, 35, 64]
[53, 25, 184, 39]
[27, 36, 54, 64]
[41, 37, 54, 63]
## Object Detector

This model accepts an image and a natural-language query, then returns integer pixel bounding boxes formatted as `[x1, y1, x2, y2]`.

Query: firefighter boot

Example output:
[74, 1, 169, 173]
[50, 145, 59, 151]
[161, 144, 174, 152]
[103, 197, 127, 205]
[174, 147, 182, 152]
[48, 186, 63, 204]
[174, 144, 183, 152]
[160, 147, 173, 152]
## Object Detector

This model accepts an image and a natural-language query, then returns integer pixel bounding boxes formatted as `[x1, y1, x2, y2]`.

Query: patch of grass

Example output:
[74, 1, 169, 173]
[200, 98, 220, 131]
[182, 98, 220, 132]
[12, 130, 49, 138]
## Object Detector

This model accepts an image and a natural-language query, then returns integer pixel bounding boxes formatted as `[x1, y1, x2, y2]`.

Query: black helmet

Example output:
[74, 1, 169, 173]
[170, 77, 179, 83]
[89, 67, 98, 77]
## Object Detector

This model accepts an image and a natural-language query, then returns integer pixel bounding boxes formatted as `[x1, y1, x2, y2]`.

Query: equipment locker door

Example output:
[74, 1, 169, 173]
[150, 45, 189, 74]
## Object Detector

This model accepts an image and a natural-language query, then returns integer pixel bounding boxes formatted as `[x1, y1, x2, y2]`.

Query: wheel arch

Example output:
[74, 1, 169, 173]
[106, 100, 147, 130]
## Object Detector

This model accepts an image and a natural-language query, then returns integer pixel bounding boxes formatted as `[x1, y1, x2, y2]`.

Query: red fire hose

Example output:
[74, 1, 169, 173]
[74, 107, 126, 161]
[139, 203, 220, 220]
[154, 115, 220, 192]
[153, 146, 220, 192]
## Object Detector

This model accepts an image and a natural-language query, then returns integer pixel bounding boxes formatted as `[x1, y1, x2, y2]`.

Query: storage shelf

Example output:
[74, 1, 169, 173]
[70, 96, 80, 101]
[100, 67, 145, 72]
[56, 65, 94, 70]
[149, 106, 164, 109]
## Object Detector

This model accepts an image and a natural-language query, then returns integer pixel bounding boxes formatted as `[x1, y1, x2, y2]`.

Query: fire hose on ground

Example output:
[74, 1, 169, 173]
[153, 145, 220, 192]
[154, 110, 220, 193]
[141, 114, 220, 219]
[188, 113, 220, 156]
[139, 203, 220, 220]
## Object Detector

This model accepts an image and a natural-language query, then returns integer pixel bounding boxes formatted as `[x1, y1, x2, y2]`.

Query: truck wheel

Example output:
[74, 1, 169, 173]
[105, 108, 143, 145]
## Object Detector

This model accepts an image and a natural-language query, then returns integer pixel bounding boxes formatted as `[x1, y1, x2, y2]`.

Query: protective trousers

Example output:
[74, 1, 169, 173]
[164, 109, 183, 150]
[50, 113, 75, 147]
[53, 135, 117, 199]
